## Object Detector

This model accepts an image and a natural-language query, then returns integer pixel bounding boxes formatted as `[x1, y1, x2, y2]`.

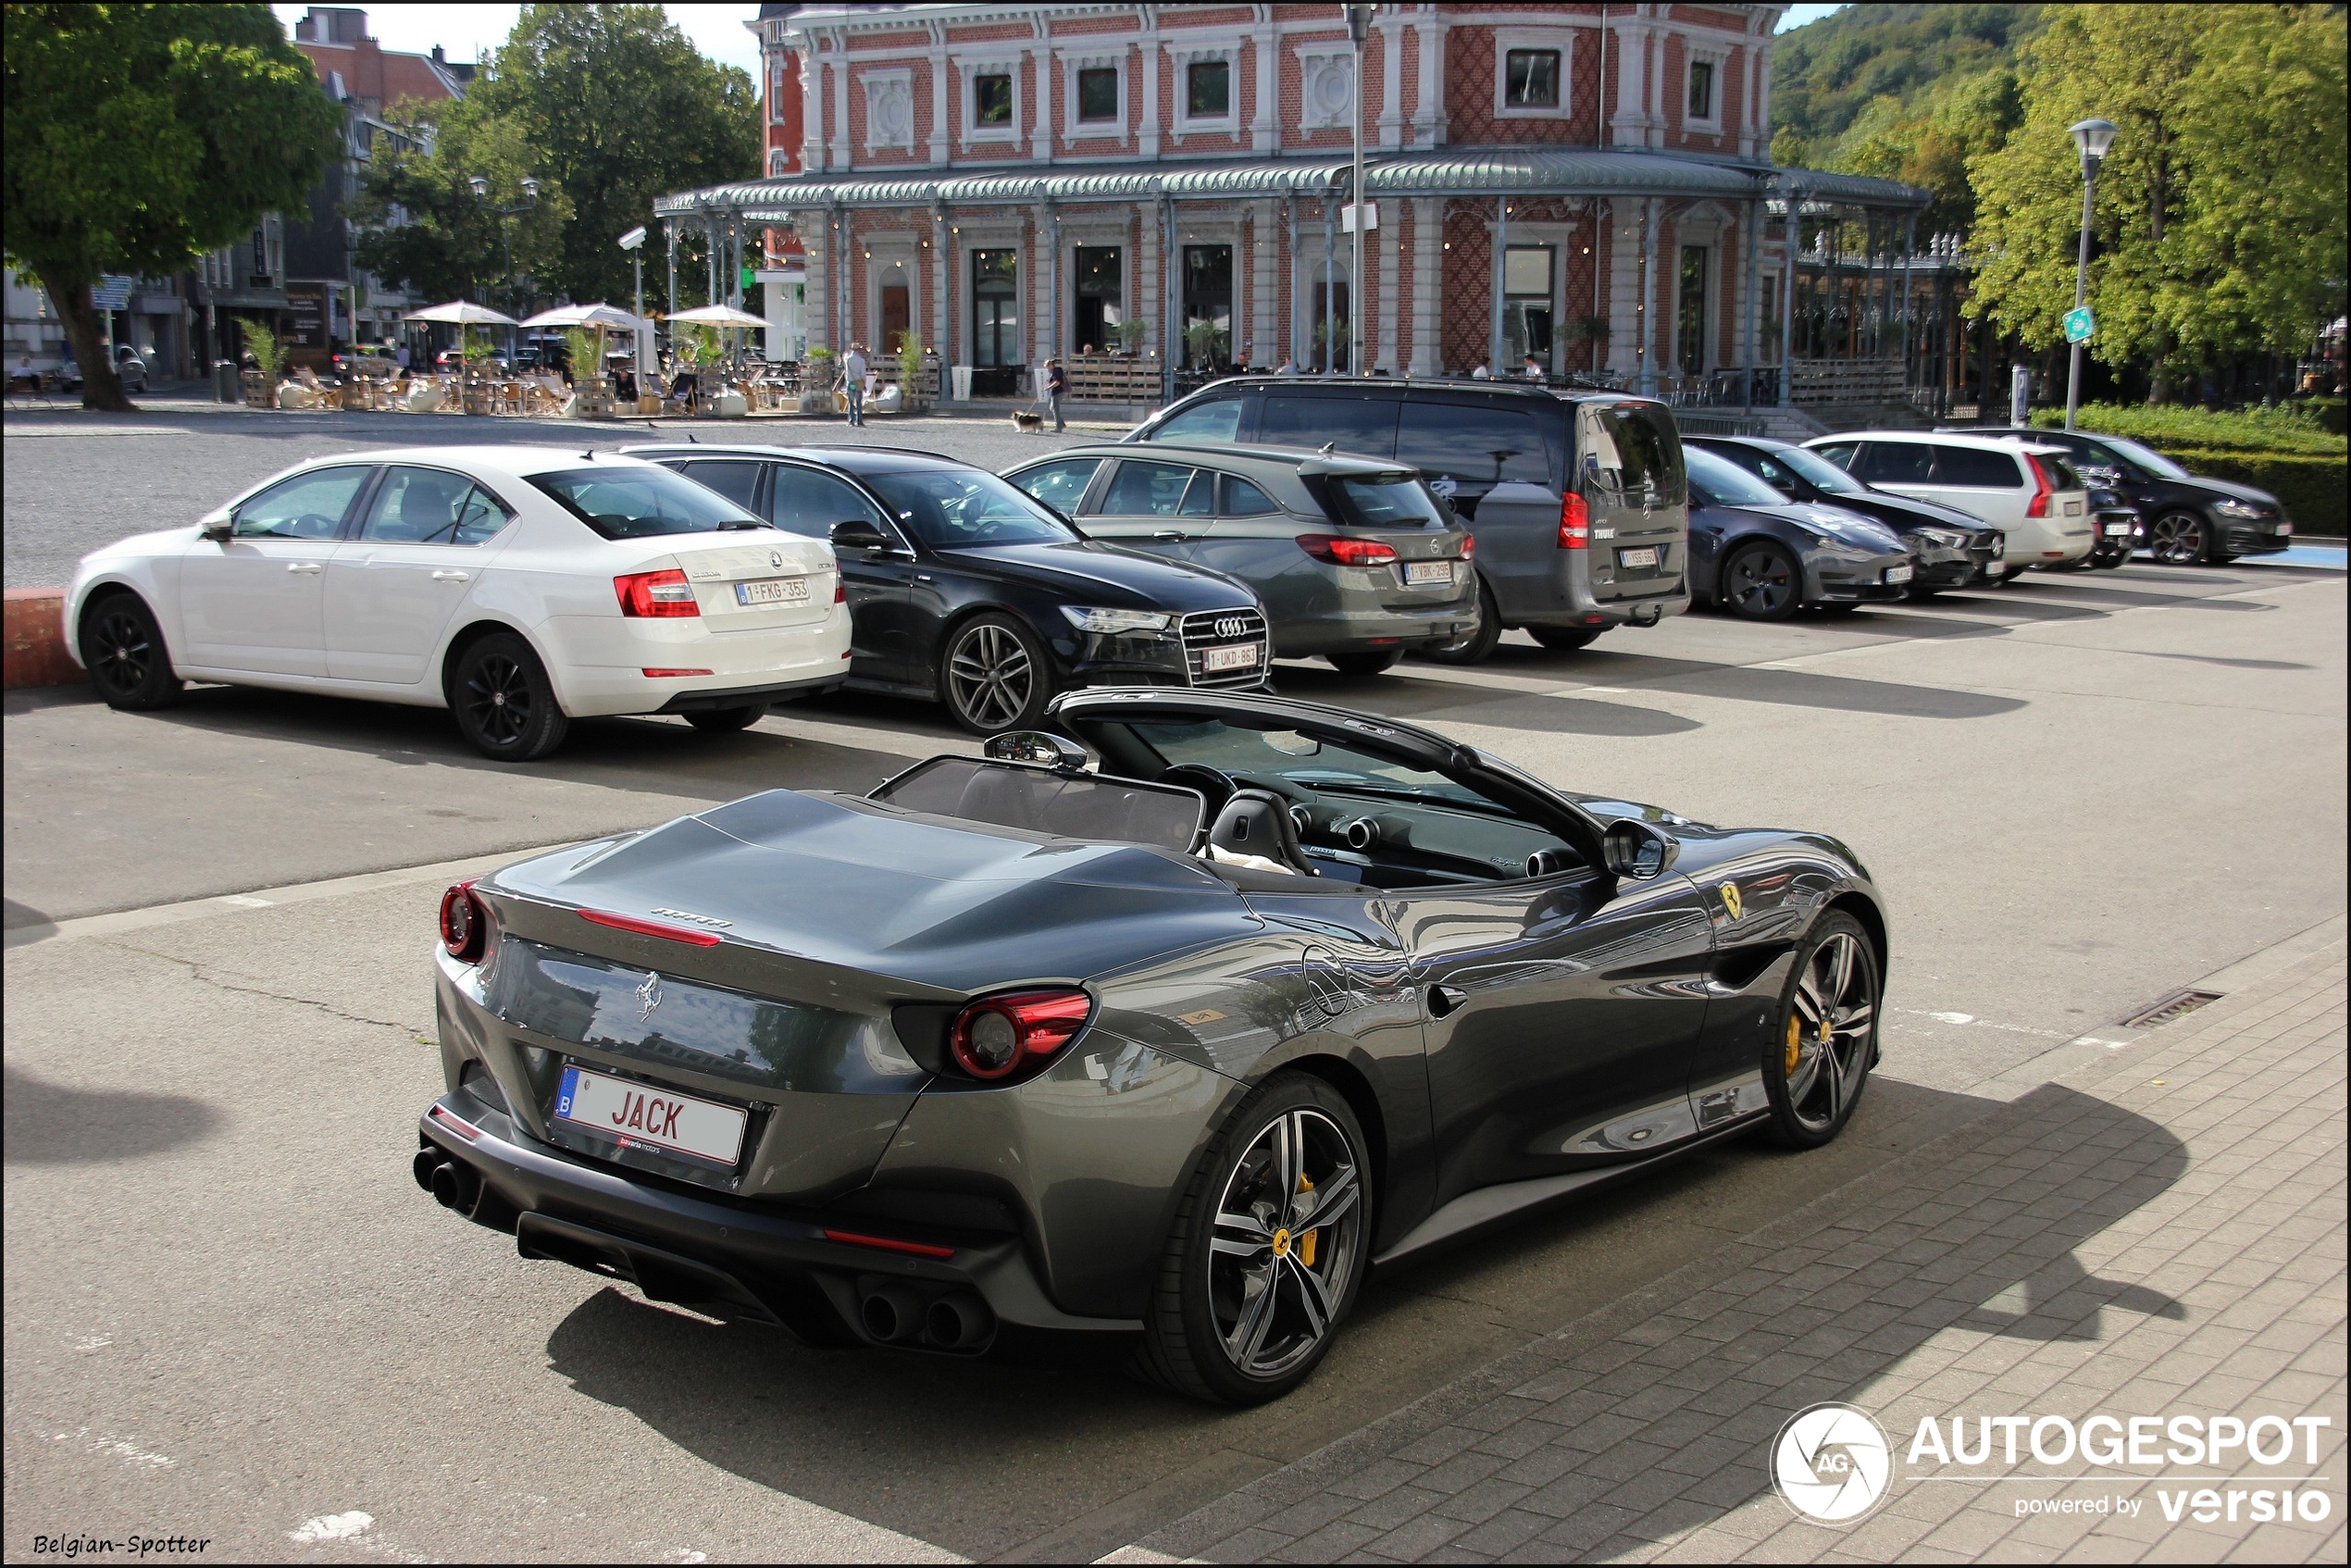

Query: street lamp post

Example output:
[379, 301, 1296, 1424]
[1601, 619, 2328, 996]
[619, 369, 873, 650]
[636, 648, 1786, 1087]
[1346, 4, 1371, 376]
[470, 174, 541, 361]
[618, 226, 650, 382]
[2063, 118, 2116, 432]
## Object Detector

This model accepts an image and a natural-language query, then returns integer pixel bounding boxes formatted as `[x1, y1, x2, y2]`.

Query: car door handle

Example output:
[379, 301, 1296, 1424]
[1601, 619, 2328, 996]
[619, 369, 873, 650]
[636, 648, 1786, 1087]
[285, 562, 324, 574]
[1152, 529, 1188, 542]
[1427, 985, 1469, 1019]
[431, 570, 470, 582]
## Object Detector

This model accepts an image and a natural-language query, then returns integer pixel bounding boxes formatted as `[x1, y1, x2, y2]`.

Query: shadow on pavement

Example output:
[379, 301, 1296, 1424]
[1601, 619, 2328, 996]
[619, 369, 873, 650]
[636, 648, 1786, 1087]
[1307, 653, 2026, 722]
[3, 1061, 223, 1164]
[525, 1074, 2120, 1562]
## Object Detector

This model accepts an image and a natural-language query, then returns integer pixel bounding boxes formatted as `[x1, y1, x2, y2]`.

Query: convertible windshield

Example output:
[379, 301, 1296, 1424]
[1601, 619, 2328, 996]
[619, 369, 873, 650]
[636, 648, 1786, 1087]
[529, 466, 769, 540]
[1686, 447, 1788, 509]
[1128, 718, 1495, 810]
[1773, 443, 1868, 495]
[864, 467, 1079, 550]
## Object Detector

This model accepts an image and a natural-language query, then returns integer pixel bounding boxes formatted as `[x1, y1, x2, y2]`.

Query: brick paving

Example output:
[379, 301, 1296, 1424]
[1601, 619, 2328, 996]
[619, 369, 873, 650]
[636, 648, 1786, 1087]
[1110, 937, 2347, 1565]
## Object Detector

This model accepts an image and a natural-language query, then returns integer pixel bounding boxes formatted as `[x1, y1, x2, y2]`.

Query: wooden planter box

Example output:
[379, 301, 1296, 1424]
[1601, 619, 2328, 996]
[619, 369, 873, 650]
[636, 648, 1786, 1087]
[1066, 354, 1164, 404]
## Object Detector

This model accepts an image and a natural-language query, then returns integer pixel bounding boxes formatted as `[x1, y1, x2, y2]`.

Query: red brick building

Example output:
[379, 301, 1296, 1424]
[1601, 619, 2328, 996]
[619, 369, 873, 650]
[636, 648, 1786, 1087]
[690, 2, 1923, 405]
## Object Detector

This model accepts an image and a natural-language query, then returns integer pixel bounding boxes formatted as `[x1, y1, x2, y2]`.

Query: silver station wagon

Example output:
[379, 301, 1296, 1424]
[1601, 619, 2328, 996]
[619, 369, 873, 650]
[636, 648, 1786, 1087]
[1003, 443, 1476, 677]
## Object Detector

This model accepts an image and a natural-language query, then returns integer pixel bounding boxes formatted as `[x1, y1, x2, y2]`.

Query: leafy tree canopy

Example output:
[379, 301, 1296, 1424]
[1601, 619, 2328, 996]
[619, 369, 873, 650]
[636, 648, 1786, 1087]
[464, 4, 758, 306]
[348, 101, 573, 309]
[1966, 4, 2346, 388]
[4, 2, 343, 406]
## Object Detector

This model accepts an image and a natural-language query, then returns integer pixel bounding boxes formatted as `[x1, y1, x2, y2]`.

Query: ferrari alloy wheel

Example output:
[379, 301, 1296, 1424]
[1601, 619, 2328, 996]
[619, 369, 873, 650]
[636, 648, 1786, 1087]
[80, 592, 183, 711]
[1138, 1075, 1371, 1404]
[2147, 510, 2208, 566]
[1723, 542, 1802, 620]
[940, 614, 1050, 734]
[1763, 913, 1877, 1149]
[451, 633, 568, 762]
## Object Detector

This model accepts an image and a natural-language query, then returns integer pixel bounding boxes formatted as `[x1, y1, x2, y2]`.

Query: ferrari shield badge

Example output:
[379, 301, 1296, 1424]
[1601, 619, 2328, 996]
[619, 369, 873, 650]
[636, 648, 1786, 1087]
[1719, 882, 1742, 922]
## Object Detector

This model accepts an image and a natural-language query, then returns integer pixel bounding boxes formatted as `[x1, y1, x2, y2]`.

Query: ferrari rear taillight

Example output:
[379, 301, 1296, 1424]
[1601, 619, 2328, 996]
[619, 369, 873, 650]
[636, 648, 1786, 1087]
[615, 568, 700, 617]
[2023, 454, 2055, 519]
[1296, 533, 1400, 566]
[440, 881, 490, 963]
[950, 989, 1092, 1079]
[1559, 492, 1590, 549]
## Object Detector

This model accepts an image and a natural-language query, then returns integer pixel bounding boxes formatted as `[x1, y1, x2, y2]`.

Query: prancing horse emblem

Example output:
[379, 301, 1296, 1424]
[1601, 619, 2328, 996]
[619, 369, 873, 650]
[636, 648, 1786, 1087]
[1719, 882, 1742, 922]
[635, 972, 663, 1021]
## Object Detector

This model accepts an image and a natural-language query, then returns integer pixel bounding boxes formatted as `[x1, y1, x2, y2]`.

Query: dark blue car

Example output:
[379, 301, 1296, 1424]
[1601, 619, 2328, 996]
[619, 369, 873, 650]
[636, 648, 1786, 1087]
[1685, 447, 1914, 620]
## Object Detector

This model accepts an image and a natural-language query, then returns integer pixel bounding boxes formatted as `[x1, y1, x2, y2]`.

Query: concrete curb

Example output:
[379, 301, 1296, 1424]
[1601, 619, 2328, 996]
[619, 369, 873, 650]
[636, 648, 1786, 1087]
[3, 587, 75, 690]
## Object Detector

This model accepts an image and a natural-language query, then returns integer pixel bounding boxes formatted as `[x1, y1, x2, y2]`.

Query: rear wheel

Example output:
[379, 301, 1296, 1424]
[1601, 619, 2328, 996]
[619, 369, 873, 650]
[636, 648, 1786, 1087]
[939, 612, 1052, 734]
[1723, 542, 1803, 621]
[2147, 510, 2209, 566]
[1526, 626, 1603, 652]
[449, 633, 568, 762]
[1415, 575, 1501, 665]
[1135, 1073, 1372, 1406]
[80, 592, 182, 710]
[684, 703, 765, 733]
[1761, 913, 1878, 1150]
[1325, 649, 1401, 677]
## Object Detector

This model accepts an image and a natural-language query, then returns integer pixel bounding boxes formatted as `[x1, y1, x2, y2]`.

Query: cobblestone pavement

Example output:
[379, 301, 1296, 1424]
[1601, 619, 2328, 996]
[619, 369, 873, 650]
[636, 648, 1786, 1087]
[1111, 933, 2347, 1565]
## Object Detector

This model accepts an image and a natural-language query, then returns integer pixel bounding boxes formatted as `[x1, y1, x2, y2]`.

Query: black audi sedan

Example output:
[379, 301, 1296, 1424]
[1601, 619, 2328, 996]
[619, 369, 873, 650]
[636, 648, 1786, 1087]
[1688, 434, 2005, 594]
[626, 444, 1269, 732]
[1685, 447, 1914, 620]
[1940, 426, 2294, 565]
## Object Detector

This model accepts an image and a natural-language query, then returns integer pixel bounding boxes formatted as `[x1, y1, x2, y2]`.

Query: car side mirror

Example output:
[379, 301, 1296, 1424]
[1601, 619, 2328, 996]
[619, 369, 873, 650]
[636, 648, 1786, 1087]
[828, 518, 892, 552]
[1601, 818, 1678, 880]
[201, 516, 234, 542]
[984, 730, 1089, 772]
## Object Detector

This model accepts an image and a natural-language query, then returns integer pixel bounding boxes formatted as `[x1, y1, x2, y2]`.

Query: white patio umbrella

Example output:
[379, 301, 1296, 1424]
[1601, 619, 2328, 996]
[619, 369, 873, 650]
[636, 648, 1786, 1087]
[402, 299, 518, 326]
[664, 303, 770, 382]
[517, 303, 645, 384]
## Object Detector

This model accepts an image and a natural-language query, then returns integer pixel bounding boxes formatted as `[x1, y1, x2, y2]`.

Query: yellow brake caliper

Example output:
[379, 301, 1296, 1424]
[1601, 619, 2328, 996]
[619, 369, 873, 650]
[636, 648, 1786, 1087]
[1786, 1013, 1802, 1076]
[1297, 1172, 1318, 1269]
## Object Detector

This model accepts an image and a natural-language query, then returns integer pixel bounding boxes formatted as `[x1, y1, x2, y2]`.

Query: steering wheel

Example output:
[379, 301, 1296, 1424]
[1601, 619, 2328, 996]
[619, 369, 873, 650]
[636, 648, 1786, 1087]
[288, 512, 340, 538]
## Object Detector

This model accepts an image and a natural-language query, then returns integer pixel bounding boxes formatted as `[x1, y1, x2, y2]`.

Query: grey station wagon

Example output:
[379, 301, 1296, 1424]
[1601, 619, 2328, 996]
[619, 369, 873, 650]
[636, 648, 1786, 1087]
[1003, 443, 1476, 677]
[1129, 377, 1691, 661]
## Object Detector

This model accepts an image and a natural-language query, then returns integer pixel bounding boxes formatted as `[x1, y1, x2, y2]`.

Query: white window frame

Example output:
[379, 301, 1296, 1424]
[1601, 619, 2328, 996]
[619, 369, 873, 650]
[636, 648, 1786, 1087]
[1683, 45, 1727, 134]
[769, 148, 790, 178]
[960, 56, 1022, 146]
[1295, 46, 1356, 132]
[1494, 30, 1574, 122]
[1171, 44, 1240, 137]
[861, 65, 915, 155]
[1062, 52, 1125, 144]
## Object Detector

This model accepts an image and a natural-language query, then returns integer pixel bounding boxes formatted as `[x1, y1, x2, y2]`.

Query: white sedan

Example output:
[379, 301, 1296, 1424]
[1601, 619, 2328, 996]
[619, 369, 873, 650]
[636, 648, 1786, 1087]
[65, 445, 852, 761]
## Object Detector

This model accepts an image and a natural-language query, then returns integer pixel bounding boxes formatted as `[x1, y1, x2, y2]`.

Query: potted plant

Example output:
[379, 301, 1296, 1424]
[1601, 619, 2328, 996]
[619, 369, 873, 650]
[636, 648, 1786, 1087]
[896, 332, 927, 413]
[1113, 317, 1148, 355]
[238, 317, 286, 407]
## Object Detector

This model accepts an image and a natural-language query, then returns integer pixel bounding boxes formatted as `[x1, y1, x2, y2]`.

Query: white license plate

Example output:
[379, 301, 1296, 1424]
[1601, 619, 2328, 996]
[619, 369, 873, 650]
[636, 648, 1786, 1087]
[2102, 521, 2133, 536]
[1403, 560, 1452, 586]
[1617, 547, 1659, 569]
[2063, 500, 2084, 516]
[1984, 561, 2006, 575]
[1885, 564, 1913, 585]
[2278, 523, 2292, 536]
[735, 577, 809, 607]
[1202, 642, 1261, 673]
[554, 1064, 746, 1166]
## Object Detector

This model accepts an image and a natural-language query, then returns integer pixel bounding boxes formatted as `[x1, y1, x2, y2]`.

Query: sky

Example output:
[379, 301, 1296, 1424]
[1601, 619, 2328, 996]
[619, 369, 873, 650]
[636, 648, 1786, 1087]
[269, 5, 766, 79]
[281, 3, 1839, 76]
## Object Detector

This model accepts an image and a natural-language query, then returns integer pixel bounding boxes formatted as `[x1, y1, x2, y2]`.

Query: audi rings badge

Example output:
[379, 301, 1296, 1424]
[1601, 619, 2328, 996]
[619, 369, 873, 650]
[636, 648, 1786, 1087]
[1215, 617, 1248, 640]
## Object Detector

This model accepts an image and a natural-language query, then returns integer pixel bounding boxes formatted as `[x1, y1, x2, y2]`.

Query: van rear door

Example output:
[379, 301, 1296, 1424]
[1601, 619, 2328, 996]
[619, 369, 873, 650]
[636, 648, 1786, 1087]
[1394, 396, 1565, 617]
[1577, 400, 1687, 604]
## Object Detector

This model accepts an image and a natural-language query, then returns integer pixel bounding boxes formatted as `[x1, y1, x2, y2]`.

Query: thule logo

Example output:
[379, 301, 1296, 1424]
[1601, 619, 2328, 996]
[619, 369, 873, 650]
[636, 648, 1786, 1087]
[650, 907, 732, 928]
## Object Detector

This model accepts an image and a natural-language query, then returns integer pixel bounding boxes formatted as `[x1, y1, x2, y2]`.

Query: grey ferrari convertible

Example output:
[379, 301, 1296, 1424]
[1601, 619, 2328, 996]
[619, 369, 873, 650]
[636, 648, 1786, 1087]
[417, 690, 1887, 1404]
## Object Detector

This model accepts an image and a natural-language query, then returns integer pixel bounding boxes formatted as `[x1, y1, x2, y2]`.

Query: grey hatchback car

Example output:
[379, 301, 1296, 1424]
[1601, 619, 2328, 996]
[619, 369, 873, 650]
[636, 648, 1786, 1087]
[1003, 442, 1475, 676]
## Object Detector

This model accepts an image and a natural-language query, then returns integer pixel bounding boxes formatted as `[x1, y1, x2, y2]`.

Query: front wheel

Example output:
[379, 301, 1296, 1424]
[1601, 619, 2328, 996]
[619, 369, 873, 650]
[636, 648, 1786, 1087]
[1415, 576, 1501, 665]
[1135, 1074, 1372, 1405]
[449, 633, 569, 762]
[80, 592, 183, 710]
[1325, 649, 1401, 677]
[1761, 913, 1878, 1150]
[1723, 542, 1803, 621]
[2147, 510, 2209, 566]
[939, 612, 1052, 734]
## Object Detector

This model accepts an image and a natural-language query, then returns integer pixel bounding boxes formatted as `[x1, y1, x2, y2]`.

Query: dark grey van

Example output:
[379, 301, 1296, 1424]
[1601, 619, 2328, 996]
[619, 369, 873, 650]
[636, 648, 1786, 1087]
[1129, 377, 1689, 658]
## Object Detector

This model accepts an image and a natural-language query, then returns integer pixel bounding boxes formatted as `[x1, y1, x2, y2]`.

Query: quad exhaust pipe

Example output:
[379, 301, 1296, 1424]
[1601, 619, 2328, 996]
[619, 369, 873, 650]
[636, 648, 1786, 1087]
[857, 1285, 994, 1352]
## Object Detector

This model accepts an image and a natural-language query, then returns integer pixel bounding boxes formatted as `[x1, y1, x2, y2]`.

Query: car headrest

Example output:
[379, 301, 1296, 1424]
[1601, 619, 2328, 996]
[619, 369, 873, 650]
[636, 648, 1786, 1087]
[1208, 789, 1315, 877]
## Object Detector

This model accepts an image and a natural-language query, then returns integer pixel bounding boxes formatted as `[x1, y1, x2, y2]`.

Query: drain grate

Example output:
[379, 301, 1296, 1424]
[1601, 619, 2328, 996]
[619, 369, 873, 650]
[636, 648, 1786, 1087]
[2122, 989, 2223, 1029]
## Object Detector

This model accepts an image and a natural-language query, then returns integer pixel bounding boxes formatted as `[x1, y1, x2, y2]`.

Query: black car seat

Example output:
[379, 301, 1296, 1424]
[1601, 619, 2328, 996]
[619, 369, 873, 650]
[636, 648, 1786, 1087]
[1208, 790, 1316, 877]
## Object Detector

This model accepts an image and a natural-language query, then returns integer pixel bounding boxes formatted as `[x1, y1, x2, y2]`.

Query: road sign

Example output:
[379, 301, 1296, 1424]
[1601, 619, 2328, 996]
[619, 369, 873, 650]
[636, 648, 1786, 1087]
[2063, 305, 2095, 345]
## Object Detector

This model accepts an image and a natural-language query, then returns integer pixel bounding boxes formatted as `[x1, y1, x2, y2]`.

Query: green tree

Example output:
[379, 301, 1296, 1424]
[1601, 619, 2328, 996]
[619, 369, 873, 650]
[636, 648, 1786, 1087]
[1772, 4, 2045, 163]
[464, 5, 758, 307]
[348, 101, 572, 310]
[4, 4, 343, 409]
[1966, 4, 2345, 403]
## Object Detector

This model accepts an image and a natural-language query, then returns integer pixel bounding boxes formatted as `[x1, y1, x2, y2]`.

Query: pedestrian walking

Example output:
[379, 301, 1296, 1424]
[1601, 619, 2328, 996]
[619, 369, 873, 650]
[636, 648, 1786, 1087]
[1045, 356, 1068, 432]
[842, 342, 868, 426]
